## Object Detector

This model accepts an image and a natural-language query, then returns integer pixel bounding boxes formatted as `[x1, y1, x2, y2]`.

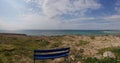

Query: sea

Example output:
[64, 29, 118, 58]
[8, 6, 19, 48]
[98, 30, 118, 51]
[0, 30, 120, 36]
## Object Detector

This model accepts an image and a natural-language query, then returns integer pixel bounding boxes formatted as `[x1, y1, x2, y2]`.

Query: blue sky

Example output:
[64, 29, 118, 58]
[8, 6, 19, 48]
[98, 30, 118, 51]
[0, 0, 120, 30]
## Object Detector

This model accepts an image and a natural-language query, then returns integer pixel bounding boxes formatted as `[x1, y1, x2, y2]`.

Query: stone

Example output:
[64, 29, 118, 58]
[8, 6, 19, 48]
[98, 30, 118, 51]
[77, 61, 81, 63]
[103, 51, 116, 58]
[53, 58, 64, 63]
[70, 55, 75, 61]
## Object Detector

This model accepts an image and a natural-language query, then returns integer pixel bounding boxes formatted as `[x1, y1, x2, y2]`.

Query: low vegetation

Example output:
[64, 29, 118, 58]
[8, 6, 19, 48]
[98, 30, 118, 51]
[99, 47, 120, 60]
[76, 40, 89, 46]
[50, 41, 62, 48]
[0, 34, 120, 63]
[83, 57, 117, 63]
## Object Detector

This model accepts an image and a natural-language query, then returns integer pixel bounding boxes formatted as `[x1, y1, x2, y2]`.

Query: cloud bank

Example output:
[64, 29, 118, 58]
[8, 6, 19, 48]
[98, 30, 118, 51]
[0, 0, 120, 30]
[42, 0, 101, 18]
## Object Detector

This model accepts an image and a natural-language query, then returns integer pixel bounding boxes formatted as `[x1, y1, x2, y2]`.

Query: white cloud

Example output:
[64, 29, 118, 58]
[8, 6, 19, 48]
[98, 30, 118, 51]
[0, 19, 3, 29]
[24, 0, 44, 4]
[15, 0, 102, 30]
[0, 19, 27, 30]
[1, 14, 120, 30]
[14, 13, 62, 30]
[59, 14, 120, 30]
[103, 15, 120, 22]
[115, 0, 120, 14]
[23, 0, 101, 18]
[2, 0, 120, 30]
[0, 13, 61, 30]
[42, 0, 101, 18]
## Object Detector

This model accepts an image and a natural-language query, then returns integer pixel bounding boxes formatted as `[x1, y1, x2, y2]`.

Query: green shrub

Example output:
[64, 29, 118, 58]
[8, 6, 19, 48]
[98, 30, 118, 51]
[99, 47, 120, 60]
[38, 40, 50, 47]
[83, 57, 99, 63]
[3, 51, 11, 56]
[83, 57, 117, 63]
[90, 36, 95, 39]
[77, 40, 89, 46]
[0, 44, 15, 52]
[51, 41, 62, 48]
[0, 59, 3, 63]
[101, 57, 117, 63]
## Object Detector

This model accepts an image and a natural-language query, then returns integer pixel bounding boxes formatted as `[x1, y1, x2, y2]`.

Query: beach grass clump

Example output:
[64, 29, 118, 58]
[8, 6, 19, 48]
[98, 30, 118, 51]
[50, 41, 62, 48]
[83, 57, 99, 63]
[0, 59, 3, 63]
[90, 36, 95, 40]
[83, 57, 117, 63]
[101, 57, 117, 63]
[38, 40, 50, 47]
[98, 46, 120, 62]
[0, 54, 12, 63]
[36, 60, 46, 63]
[76, 40, 89, 46]
[99, 47, 120, 55]
[0, 44, 15, 52]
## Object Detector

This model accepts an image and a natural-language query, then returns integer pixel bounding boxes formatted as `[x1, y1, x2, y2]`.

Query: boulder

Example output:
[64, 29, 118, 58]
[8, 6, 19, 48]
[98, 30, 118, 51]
[77, 61, 82, 63]
[53, 58, 64, 63]
[70, 55, 75, 61]
[103, 51, 116, 58]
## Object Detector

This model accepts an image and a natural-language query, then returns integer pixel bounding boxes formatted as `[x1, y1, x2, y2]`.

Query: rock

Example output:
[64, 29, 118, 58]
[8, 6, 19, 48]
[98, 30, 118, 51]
[70, 55, 75, 61]
[103, 51, 116, 58]
[53, 58, 64, 63]
[77, 61, 81, 63]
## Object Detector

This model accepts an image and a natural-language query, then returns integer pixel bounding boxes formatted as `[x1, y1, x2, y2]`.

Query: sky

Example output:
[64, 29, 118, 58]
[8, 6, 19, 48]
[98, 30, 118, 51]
[0, 0, 120, 30]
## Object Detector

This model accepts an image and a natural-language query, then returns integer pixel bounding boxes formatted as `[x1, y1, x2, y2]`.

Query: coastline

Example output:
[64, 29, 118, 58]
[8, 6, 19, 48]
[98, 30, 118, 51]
[1, 32, 120, 36]
[0, 33, 27, 36]
[1, 30, 120, 36]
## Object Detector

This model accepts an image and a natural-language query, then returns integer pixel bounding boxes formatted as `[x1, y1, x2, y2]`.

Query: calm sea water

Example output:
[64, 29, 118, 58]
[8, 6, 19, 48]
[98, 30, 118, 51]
[0, 30, 120, 36]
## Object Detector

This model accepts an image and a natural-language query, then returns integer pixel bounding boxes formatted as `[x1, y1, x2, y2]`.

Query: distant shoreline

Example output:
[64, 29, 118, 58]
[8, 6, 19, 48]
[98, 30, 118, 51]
[1, 32, 120, 37]
[0, 33, 27, 36]
[0, 30, 120, 36]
